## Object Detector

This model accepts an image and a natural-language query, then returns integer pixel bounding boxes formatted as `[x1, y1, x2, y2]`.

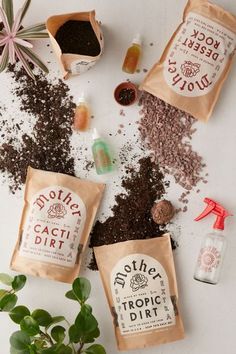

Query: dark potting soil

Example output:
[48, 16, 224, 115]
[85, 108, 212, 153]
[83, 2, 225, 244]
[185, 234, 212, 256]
[55, 20, 101, 56]
[0, 64, 76, 193]
[89, 156, 175, 270]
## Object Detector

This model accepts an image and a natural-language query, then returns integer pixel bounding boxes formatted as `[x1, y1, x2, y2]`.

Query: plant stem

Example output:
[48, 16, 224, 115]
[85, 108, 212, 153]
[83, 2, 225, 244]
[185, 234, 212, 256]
[77, 342, 84, 354]
[40, 330, 54, 346]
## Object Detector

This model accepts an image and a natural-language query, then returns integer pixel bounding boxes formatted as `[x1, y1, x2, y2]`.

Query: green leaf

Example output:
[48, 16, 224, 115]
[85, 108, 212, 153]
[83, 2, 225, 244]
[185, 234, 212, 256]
[20, 0, 31, 23]
[51, 325, 66, 343]
[14, 44, 35, 80]
[0, 289, 8, 300]
[10, 306, 30, 324]
[32, 309, 52, 327]
[17, 32, 49, 39]
[45, 316, 65, 331]
[41, 344, 72, 354]
[56, 344, 72, 354]
[65, 290, 77, 301]
[72, 277, 91, 303]
[18, 45, 49, 73]
[0, 42, 9, 73]
[10, 347, 31, 354]
[10, 331, 31, 350]
[0, 273, 13, 286]
[81, 304, 93, 315]
[17, 23, 46, 34]
[69, 324, 82, 344]
[75, 311, 98, 335]
[12, 275, 27, 292]
[2, 0, 14, 28]
[84, 344, 106, 354]
[0, 293, 17, 311]
[20, 316, 40, 336]
[83, 327, 100, 344]
[34, 339, 47, 350]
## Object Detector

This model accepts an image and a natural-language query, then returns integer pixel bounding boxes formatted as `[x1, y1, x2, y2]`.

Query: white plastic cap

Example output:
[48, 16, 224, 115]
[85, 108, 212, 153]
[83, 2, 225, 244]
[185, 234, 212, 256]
[78, 92, 86, 103]
[92, 128, 100, 140]
[132, 33, 142, 45]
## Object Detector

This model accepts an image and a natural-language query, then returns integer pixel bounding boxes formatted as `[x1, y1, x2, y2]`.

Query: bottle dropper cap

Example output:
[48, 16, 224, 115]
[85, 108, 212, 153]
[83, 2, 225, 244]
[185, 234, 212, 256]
[78, 92, 86, 103]
[92, 128, 100, 140]
[132, 33, 142, 45]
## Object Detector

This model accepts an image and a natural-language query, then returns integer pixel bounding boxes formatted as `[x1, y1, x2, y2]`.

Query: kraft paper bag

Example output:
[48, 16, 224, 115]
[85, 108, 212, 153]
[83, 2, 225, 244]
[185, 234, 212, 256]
[141, 0, 236, 121]
[47, 10, 104, 79]
[11, 167, 105, 283]
[94, 234, 184, 351]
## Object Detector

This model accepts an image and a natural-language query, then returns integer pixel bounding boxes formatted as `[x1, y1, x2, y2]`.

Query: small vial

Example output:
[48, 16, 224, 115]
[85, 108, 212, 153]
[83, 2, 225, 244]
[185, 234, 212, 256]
[122, 34, 142, 74]
[92, 129, 114, 175]
[73, 93, 90, 132]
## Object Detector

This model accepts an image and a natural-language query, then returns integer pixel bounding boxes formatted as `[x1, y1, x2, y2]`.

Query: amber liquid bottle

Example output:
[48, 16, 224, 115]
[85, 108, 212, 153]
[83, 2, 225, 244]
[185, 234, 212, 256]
[73, 93, 90, 132]
[122, 34, 142, 74]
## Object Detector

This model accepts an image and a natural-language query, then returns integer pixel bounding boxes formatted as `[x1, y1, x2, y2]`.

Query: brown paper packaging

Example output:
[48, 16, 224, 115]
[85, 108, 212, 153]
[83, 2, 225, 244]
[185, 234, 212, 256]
[10, 167, 105, 283]
[94, 234, 184, 351]
[141, 0, 236, 121]
[46, 10, 104, 79]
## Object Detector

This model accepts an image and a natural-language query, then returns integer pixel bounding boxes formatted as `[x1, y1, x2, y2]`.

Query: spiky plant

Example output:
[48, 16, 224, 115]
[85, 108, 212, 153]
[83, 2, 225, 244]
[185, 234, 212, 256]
[0, 0, 49, 80]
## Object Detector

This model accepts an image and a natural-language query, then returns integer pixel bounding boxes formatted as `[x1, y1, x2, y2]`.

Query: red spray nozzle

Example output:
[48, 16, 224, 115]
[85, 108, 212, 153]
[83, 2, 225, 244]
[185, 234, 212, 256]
[195, 197, 232, 230]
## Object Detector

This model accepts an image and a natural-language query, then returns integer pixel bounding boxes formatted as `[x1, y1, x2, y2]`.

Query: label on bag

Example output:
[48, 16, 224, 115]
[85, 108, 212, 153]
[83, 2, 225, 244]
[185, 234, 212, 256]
[163, 12, 236, 97]
[19, 186, 86, 267]
[111, 254, 175, 335]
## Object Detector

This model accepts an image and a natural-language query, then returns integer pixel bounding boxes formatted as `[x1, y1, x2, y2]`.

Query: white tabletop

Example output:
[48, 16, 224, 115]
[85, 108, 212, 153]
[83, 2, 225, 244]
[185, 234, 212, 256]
[0, 0, 236, 353]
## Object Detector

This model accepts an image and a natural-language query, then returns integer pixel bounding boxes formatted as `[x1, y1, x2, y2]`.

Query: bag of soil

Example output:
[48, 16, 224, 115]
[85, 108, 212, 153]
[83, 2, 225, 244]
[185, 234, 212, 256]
[46, 10, 104, 79]
[94, 234, 184, 351]
[141, 0, 236, 121]
[10, 167, 105, 283]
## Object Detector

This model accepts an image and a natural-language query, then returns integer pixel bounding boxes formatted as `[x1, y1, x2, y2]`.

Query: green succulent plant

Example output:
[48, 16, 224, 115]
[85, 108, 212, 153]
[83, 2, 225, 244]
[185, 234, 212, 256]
[0, 273, 106, 354]
[0, 0, 49, 80]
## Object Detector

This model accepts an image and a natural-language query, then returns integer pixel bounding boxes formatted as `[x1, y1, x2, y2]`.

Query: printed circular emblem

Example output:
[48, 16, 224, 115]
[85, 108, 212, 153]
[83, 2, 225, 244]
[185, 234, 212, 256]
[130, 273, 148, 292]
[163, 12, 236, 97]
[198, 246, 221, 272]
[48, 203, 67, 219]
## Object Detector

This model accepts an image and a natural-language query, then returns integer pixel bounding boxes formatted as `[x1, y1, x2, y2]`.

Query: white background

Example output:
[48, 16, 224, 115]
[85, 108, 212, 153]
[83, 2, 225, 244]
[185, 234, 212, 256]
[0, 0, 236, 353]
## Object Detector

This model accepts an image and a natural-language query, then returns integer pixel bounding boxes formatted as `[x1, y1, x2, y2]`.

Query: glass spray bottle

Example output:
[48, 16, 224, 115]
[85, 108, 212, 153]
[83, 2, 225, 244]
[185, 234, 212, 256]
[194, 198, 232, 284]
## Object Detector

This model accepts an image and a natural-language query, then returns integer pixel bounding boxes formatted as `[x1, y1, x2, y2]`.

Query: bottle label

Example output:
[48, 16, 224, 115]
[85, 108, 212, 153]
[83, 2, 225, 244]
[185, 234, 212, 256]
[19, 186, 86, 267]
[197, 246, 221, 273]
[95, 149, 111, 168]
[163, 11, 236, 97]
[111, 254, 176, 335]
